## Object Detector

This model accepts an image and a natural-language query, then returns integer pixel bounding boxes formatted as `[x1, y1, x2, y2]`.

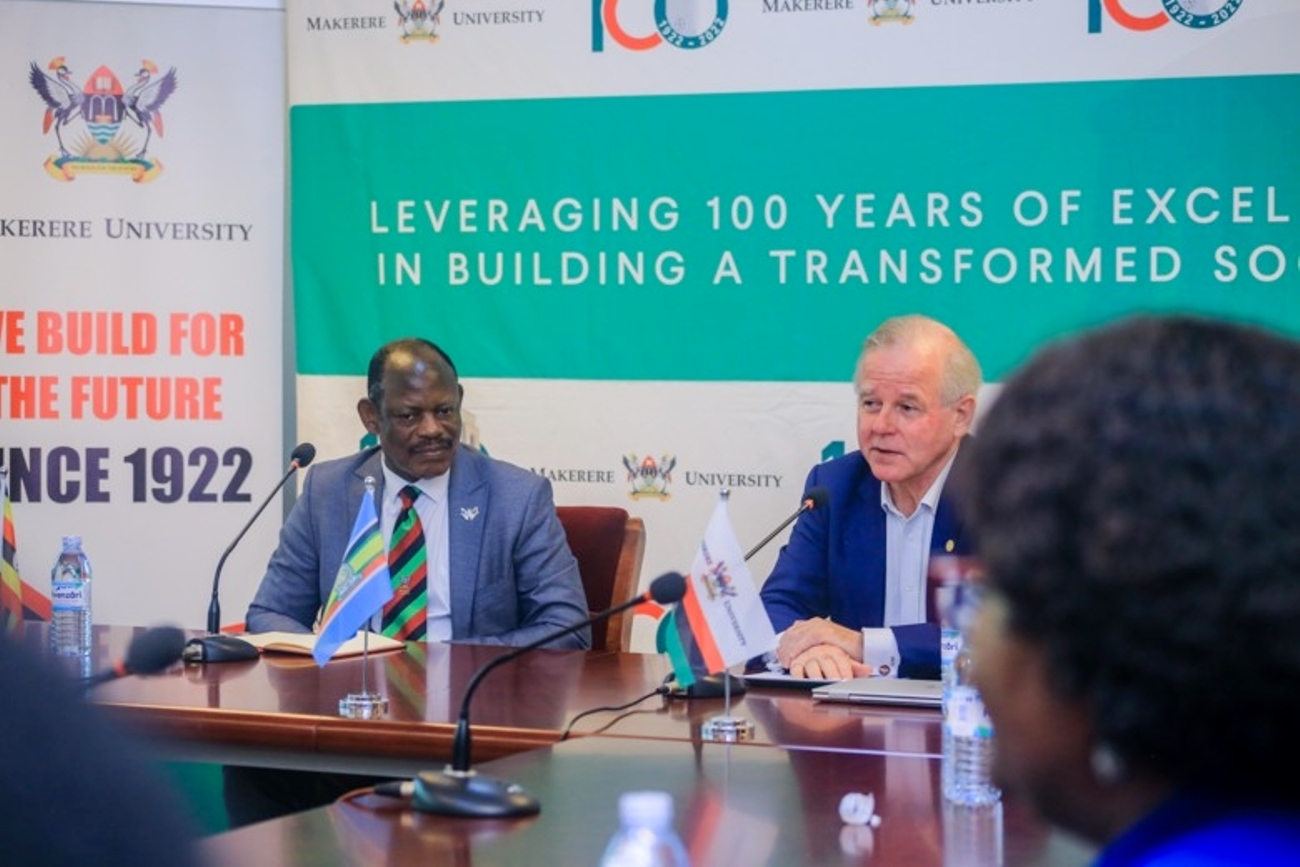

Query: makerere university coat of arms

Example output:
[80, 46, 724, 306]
[29, 56, 178, 182]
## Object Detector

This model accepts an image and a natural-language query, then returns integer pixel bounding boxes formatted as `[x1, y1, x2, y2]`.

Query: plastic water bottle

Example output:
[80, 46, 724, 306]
[931, 560, 1000, 804]
[599, 790, 690, 867]
[943, 800, 1004, 867]
[939, 620, 963, 801]
[50, 535, 93, 676]
[940, 620, 962, 693]
[942, 641, 1000, 805]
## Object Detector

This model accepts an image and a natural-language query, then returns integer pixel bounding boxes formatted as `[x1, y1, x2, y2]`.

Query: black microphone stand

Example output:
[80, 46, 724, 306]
[742, 487, 827, 562]
[189, 445, 314, 664]
[82, 626, 186, 691]
[671, 489, 827, 700]
[409, 575, 685, 818]
[205, 466, 296, 634]
[743, 509, 805, 561]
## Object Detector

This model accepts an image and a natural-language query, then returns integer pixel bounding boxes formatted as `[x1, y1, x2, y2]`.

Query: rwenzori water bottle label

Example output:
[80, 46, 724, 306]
[946, 686, 994, 739]
[51, 579, 88, 607]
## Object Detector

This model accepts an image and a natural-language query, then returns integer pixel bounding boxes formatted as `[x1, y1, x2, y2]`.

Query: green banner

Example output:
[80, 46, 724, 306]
[292, 74, 1300, 381]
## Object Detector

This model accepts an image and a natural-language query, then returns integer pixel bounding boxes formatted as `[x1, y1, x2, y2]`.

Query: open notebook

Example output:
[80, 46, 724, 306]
[812, 677, 943, 707]
[241, 630, 404, 658]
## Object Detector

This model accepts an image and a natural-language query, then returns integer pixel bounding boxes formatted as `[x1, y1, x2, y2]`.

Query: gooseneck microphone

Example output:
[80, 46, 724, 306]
[382, 571, 687, 818]
[190, 443, 315, 663]
[83, 625, 186, 690]
[743, 486, 829, 561]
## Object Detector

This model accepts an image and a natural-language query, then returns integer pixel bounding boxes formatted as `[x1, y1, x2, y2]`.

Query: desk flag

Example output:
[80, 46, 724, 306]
[657, 497, 777, 687]
[2, 469, 23, 637]
[313, 480, 394, 665]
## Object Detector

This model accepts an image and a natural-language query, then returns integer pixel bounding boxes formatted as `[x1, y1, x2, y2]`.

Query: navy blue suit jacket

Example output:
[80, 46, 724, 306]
[759, 450, 973, 679]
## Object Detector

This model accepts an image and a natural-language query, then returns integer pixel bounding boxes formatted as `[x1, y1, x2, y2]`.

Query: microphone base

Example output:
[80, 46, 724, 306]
[412, 767, 540, 818]
[666, 671, 747, 699]
[183, 635, 260, 664]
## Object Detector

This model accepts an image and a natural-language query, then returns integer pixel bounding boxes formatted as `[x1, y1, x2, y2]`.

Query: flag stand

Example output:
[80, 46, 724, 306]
[688, 488, 764, 742]
[319, 474, 391, 719]
[339, 629, 389, 719]
[700, 666, 754, 742]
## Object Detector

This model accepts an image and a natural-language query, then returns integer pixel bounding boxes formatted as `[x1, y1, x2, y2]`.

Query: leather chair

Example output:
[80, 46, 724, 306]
[555, 506, 645, 652]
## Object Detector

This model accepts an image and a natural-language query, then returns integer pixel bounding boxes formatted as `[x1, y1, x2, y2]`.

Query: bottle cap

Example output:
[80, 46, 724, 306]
[61, 535, 83, 550]
[838, 791, 882, 827]
[618, 790, 674, 830]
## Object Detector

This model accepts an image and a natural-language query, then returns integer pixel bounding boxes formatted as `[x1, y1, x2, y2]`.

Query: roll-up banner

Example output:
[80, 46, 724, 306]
[1, 0, 285, 630]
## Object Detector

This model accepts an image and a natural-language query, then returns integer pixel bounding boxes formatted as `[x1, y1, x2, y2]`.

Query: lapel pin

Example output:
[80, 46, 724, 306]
[460, 506, 480, 522]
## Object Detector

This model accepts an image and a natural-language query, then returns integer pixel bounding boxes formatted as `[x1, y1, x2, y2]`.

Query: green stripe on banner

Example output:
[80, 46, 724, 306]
[292, 74, 1300, 382]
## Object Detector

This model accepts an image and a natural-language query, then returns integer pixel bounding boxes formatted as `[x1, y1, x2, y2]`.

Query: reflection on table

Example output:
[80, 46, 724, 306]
[80, 626, 946, 776]
[200, 737, 1092, 867]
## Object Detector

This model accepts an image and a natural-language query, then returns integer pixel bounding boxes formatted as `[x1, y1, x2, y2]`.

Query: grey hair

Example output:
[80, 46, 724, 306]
[858, 314, 982, 405]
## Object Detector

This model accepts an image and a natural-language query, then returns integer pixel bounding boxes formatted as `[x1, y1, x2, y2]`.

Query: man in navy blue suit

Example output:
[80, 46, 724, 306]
[761, 315, 980, 680]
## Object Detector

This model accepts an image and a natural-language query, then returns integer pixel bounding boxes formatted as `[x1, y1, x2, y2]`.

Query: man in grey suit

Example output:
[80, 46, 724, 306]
[227, 337, 589, 826]
[246, 337, 589, 648]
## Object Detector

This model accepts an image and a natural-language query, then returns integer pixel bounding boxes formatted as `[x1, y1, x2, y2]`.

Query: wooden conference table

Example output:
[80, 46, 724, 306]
[86, 625, 944, 777]
[199, 738, 1090, 867]
[82, 626, 1091, 865]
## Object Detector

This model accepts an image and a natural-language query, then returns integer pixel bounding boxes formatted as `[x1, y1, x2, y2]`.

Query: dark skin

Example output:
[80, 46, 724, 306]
[968, 592, 1172, 845]
[356, 347, 464, 482]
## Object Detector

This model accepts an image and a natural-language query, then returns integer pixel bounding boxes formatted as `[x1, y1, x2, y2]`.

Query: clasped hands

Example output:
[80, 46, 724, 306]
[776, 618, 873, 680]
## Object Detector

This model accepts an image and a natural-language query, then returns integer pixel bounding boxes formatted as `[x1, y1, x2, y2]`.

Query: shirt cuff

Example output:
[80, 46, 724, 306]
[860, 628, 901, 678]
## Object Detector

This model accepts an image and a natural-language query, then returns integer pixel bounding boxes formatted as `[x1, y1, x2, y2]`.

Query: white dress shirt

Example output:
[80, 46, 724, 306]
[860, 453, 957, 676]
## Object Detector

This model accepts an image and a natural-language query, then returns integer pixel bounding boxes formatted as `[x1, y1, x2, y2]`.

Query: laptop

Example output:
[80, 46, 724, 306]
[812, 677, 943, 708]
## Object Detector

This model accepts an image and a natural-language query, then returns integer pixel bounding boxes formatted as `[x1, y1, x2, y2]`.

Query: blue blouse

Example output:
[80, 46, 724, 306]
[1094, 790, 1300, 866]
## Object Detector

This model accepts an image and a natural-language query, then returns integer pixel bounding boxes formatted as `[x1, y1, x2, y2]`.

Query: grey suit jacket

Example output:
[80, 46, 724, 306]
[245, 445, 590, 649]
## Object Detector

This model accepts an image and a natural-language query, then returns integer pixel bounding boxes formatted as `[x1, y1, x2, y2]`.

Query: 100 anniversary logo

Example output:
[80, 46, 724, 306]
[1089, 0, 1244, 32]
[592, 0, 728, 51]
[28, 57, 178, 183]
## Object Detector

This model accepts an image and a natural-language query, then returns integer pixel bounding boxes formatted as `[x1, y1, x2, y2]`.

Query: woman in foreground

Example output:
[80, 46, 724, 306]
[961, 316, 1300, 865]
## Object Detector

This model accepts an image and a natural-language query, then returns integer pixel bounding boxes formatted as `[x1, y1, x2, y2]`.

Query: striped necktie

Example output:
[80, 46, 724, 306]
[382, 485, 427, 642]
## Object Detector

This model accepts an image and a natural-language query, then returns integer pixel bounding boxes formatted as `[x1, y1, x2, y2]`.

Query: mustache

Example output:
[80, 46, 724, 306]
[412, 436, 455, 449]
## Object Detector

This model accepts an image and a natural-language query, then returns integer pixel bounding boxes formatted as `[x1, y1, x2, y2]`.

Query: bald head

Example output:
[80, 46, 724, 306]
[366, 338, 458, 407]
[359, 338, 463, 481]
